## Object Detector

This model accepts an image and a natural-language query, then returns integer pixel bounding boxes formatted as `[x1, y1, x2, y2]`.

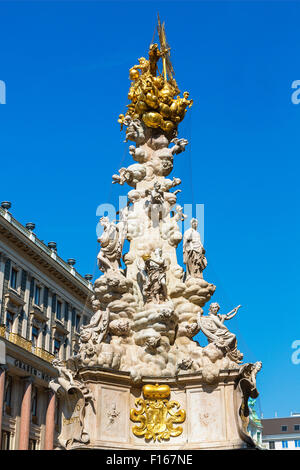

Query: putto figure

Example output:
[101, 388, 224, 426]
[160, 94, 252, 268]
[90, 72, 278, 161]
[183, 218, 207, 278]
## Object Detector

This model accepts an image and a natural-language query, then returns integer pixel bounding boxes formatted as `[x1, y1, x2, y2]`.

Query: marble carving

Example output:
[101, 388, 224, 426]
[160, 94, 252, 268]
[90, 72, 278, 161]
[49, 21, 262, 449]
[50, 118, 256, 386]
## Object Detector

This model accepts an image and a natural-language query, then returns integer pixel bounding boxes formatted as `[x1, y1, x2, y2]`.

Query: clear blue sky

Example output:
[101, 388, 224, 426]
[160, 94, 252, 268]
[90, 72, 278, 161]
[0, 0, 299, 419]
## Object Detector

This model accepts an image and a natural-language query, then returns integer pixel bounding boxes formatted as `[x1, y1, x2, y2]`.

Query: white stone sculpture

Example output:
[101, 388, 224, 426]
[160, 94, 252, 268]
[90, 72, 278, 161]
[97, 217, 122, 274]
[137, 248, 168, 304]
[145, 182, 165, 223]
[183, 218, 207, 278]
[49, 29, 263, 451]
[198, 302, 243, 364]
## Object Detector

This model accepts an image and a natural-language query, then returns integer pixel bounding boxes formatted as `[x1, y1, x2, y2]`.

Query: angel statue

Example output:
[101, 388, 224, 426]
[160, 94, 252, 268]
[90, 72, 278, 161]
[137, 248, 168, 303]
[183, 218, 207, 278]
[97, 217, 122, 275]
[198, 302, 243, 363]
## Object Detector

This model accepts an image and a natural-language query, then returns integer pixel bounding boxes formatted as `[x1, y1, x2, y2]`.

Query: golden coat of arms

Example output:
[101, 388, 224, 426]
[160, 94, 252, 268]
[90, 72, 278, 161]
[130, 384, 186, 442]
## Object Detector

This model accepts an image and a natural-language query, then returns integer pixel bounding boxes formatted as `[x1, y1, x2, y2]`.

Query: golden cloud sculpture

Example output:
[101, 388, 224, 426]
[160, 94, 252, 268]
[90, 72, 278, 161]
[119, 15, 193, 134]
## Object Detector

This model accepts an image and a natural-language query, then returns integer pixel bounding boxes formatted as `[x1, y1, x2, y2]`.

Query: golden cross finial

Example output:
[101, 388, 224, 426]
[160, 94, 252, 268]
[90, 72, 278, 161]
[157, 13, 174, 82]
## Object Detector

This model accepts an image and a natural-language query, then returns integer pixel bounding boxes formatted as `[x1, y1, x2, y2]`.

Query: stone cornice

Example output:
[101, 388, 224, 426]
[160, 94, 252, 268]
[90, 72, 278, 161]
[78, 366, 240, 388]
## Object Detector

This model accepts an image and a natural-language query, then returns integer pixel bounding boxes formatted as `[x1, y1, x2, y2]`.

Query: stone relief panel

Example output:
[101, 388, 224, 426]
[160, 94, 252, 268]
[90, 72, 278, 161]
[187, 386, 225, 444]
[224, 383, 240, 441]
[98, 386, 130, 443]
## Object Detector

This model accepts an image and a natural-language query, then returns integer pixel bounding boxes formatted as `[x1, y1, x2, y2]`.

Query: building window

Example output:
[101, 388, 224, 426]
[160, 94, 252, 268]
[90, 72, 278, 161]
[295, 440, 300, 448]
[54, 339, 61, 356]
[64, 303, 69, 322]
[5, 311, 13, 333]
[75, 314, 81, 332]
[4, 375, 12, 415]
[29, 439, 37, 450]
[294, 425, 300, 431]
[1, 431, 11, 450]
[56, 301, 62, 321]
[269, 441, 275, 449]
[281, 425, 287, 432]
[282, 440, 288, 449]
[10, 268, 18, 290]
[31, 326, 39, 348]
[34, 285, 41, 306]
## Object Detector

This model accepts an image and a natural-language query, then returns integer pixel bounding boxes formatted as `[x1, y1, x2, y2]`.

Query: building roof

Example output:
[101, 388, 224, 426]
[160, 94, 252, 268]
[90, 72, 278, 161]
[262, 416, 300, 436]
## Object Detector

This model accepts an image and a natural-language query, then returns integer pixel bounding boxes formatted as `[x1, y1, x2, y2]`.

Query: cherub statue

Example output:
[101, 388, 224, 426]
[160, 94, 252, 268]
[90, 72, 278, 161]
[174, 205, 187, 222]
[136, 57, 150, 75]
[124, 117, 146, 144]
[170, 137, 189, 155]
[112, 167, 130, 185]
[162, 177, 181, 192]
[171, 92, 193, 122]
[183, 218, 207, 278]
[97, 217, 122, 274]
[51, 358, 76, 389]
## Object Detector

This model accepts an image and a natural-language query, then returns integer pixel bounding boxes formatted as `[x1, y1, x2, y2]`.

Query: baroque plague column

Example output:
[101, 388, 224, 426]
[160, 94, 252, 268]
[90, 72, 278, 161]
[50, 17, 262, 450]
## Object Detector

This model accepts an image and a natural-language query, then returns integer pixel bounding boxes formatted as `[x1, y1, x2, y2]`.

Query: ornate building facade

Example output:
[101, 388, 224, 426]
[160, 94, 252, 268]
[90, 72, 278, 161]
[0, 202, 93, 450]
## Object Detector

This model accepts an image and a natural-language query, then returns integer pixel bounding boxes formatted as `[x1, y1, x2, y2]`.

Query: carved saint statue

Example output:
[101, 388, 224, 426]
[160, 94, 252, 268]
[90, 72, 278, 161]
[138, 248, 168, 303]
[97, 217, 122, 274]
[198, 302, 243, 363]
[80, 305, 109, 347]
[183, 218, 207, 278]
[145, 182, 165, 223]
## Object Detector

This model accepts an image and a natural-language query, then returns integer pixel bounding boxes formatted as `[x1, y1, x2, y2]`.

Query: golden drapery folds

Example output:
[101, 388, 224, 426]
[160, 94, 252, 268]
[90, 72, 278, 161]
[119, 17, 193, 134]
